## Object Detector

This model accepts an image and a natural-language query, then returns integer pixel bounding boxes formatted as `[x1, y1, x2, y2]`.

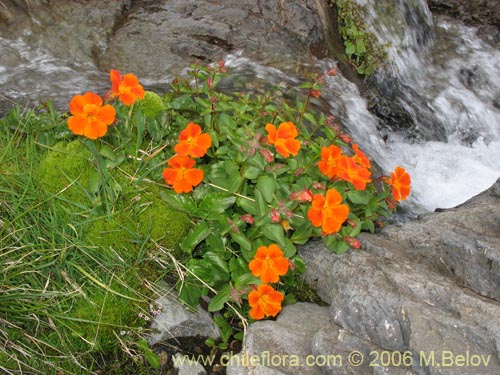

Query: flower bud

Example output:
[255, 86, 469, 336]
[309, 89, 321, 98]
[343, 236, 361, 249]
[259, 148, 274, 162]
[326, 68, 338, 76]
[240, 214, 254, 225]
[338, 133, 352, 143]
[289, 189, 313, 202]
[270, 208, 280, 222]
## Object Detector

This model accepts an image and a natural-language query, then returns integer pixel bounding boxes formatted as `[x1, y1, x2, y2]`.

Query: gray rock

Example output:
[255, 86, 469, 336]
[427, 0, 500, 34]
[148, 294, 220, 345]
[380, 177, 500, 301]
[172, 353, 207, 375]
[99, 0, 329, 80]
[312, 323, 416, 374]
[226, 303, 330, 375]
[298, 179, 500, 375]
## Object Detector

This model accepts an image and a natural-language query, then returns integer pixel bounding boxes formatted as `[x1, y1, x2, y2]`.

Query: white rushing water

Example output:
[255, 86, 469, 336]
[320, 15, 500, 214]
[0, 35, 107, 111]
[1, 11, 498, 215]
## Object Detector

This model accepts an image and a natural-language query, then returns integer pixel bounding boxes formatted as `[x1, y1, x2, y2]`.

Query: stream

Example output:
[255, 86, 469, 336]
[1, 5, 498, 217]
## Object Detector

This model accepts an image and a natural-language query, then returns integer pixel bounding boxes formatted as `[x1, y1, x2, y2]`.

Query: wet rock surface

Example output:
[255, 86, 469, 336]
[99, 0, 329, 79]
[427, 0, 500, 39]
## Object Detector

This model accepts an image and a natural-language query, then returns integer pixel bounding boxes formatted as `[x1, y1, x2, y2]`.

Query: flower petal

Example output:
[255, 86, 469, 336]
[110, 69, 122, 96]
[265, 124, 277, 144]
[67, 116, 86, 135]
[98, 104, 116, 126]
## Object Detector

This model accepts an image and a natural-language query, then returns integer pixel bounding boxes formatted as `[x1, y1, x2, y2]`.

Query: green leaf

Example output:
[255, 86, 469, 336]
[254, 189, 268, 217]
[345, 41, 356, 55]
[362, 219, 375, 233]
[356, 39, 366, 54]
[180, 221, 210, 253]
[256, 175, 276, 203]
[292, 256, 306, 273]
[237, 197, 258, 216]
[199, 193, 236, 218]
[208, 285, 230, 312]
[290, 223, 314, 245]
[178, 282, 204, 309]
[88, 170, 99, 194]
[234, 272, 260, 287]
[160, 189, 196, 213]
[323, 236, 350, 254]
[243, 166, 261, 180]
[213, 315, 233, 343]
[261, 224, 286, 248]
[347, 190, 371, 205]
[99, 144, 117, 161]
[231, 232, 252, 252]
[144, 350, 161, 369]
[303, 112, 318, 125]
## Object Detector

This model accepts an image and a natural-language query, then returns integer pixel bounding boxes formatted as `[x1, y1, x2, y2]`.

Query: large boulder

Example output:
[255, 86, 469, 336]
[234, 179, 500, 375]
[98, 0, 329, 80]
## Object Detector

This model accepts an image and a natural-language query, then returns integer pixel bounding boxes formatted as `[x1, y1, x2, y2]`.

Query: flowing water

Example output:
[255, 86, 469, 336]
[1, 7, 499, 216]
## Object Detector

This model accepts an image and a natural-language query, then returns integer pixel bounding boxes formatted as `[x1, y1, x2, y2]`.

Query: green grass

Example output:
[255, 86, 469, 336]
[0, 105, 191, 374]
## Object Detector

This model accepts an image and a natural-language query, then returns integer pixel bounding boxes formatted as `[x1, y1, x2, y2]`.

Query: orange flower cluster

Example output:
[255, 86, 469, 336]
[162, 155, 204, 194]
[248, 284, 284, 320]
[249, 244, 289, 283]
[67, 92, 116, 140]
[265, 122, 301, 158]
[388, 166, 411, 201]
[307, 188, 349, 234]
[317, 144, 371, 190]
[110, 69, 145, 105]
[67, 70, 145, 139]
[174, 122, 212, 158]
[247, 244, 289, 320]
[163, 122, 211, 193]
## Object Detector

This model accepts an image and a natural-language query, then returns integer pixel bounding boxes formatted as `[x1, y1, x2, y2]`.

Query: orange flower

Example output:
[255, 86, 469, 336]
[265, 122, 301, 158]
[317, 145, 343, 179]
[248, 284, 284, 320]
[388, 166, 411, 201]
[352, 143, 371, 169]
[336, 156, 372, 190]
[162, 155, 204, 193]
[249, 244, 289, 283]
[67, 92, 116, 140]
[110, 69, 145, 105]
[174, 122, 212, 158]
[307, 188, 349, 234]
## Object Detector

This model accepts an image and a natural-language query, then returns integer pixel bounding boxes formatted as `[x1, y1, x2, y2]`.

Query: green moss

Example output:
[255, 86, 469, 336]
[66, 279, 145, 352]
[35, 140, 94, 206]
[84, 184, 190, 258]
[139, 91, 166, 118]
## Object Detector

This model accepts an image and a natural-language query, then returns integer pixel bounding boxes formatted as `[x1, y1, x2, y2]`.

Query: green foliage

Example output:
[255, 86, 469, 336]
[335, 0, 388, 76]
[153, 63, 402, 347]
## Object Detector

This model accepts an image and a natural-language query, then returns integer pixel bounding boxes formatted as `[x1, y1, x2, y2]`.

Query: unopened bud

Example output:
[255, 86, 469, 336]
[270, 208, 280, 222]
[289, 189, 313, 202]
[259, 148, 274, 162]
[338, 133, 352, 143]
[343, 236, 361, 249]
[309, 89, 321, 98]
[240, 214, 254, 225]
[326, 68, 338, 76]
